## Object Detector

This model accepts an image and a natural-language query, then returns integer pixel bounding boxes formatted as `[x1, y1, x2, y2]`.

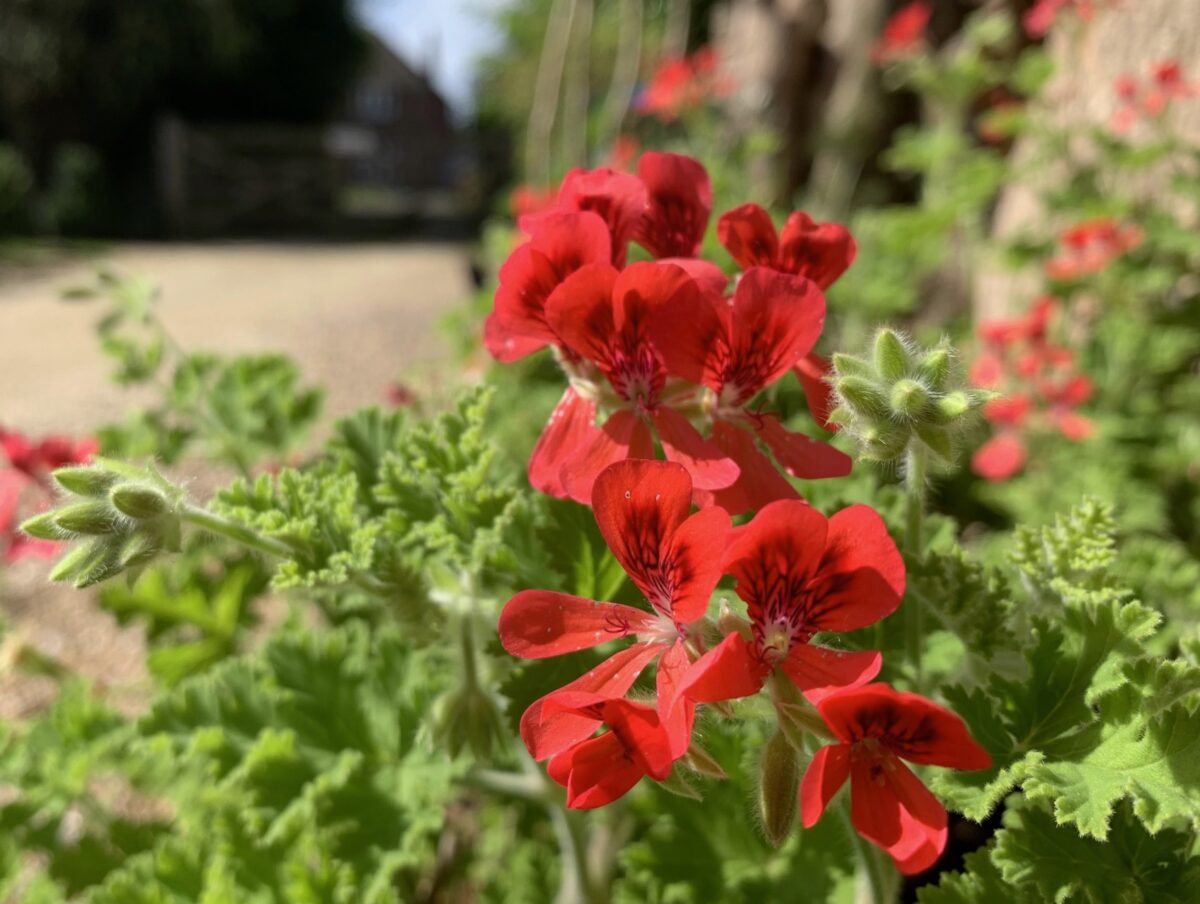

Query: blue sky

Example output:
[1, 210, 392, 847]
[357, 0, 511, 116]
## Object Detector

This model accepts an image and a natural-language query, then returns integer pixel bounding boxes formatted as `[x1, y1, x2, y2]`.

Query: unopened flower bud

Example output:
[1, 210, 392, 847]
[915, 347, 952, 388]
[873, 329, 912, 382]
[836, 376, 890, 420]
[830, 352, 873, 379]
[682, 745, 728, 780]
[658, 767, 703, 800]
[54, 466, 119, 498]
[111, 484, 169, 520]
[758, 730, 800, 847]
[890, 379, 932, 420]
[20, 512, 66, 541]
[54, 501, 118, 536]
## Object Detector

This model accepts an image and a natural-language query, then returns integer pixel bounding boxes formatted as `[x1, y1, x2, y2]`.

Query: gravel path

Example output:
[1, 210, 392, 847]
[0, 241, 472, 715]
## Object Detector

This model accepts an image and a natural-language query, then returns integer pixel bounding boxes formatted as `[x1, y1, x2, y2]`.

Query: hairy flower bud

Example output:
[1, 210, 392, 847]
[829, 330, 988, 466]
[54, 501, 118, 535]
[758, 729, 800, 847]
[53, 466, 119, 498]
[111, 484, 169, 520]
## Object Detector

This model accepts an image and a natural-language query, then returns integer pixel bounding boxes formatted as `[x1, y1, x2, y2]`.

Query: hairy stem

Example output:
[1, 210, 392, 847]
[181, 503, 293, 559]
[904, 443, 928, 690]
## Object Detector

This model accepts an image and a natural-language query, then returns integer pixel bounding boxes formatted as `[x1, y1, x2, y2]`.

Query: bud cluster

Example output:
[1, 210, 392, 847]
[829, 328, 994, 464]
[20, 460, 183, 587]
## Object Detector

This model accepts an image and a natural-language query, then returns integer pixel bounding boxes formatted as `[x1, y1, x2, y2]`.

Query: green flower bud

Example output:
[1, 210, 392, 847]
[54, 466, 119, 498]
[835, 376, 890, 420]
[54, 501, 118, 535]
[873, 329, 912, 382]
[934, 390, 970, 421]
[20, 512, 66, 541]
[890, 378, 932, 420]
[915, 424, 955, 462]
[111, 484, 169, 520]
[49, 542, 98, 583]
[915, 346, 952, 389]
[830, 352, 874, 379]
[658, 767, 703, 800]
[118, 533, 160, 568]
[74, 547, 121, 589]
[758, 730, 800, 848]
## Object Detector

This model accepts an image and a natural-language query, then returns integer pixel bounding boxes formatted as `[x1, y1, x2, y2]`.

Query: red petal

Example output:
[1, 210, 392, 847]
[799, 743, 852, 828]
[1053, 411, 1093, 441]
[695, 419, 800, 516]
[549, 732, 645, 808]
[611, 260, 695, 333]
[601, 697, 675, 780]
[750, 413, 852, 479]
[717, 203, 779, 270]
[544, 262, 621, 367]
[781, 644, 882, 702]
[793, 352, 837, 432]
[777, 211, 857, 289]
[881, 760, 948, 875]
[560, 410, 655, 505]
[723, 268, 825, 399]
[528, 388, 600, 498]
[519, 643, 662, 760]
[656, 640, 697, 757]
[850, 756, 903, 849]
[971, 433, 1026, 481]
[817, 684, 992, 770]
[722, 499, 829, 616]
[666, 505, 732, 623]
[653, 406, 740, 491]
[675, 632, 769, 703]
[498, 589, 654, 659]
[635, 151, 713, 259]
[654, 258, 729, 297]
[806, 505, 905, 633]
[647, 272, 728, 391]
[557, 167, 649, 265]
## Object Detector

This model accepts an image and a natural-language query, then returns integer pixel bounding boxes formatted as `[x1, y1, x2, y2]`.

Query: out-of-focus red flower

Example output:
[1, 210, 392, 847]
[509, 184, 557, 221]
[799, 684, 991, 875]
[0, 428, 96, 563]
[607, 134, 640, 172]
[544, 694, 675, 809]
[970, 299, 1093, 482]
[499, 460, 729, 762]
[871, 1, 932, 66]
[1045, 217, 1142, 281]
[0, 429, 97, 485]
[385, 382, 418, 408]
[1109, 60, 1196, 133]
[1024, 0, 1120, 38]
[637, 46, 732, 123]
[634, 151, 712, 259]
[650, 267, 850, 513]
[677, 500, 903, 707]
[542, 261, 739, 502]
[718, 204, 857, 290]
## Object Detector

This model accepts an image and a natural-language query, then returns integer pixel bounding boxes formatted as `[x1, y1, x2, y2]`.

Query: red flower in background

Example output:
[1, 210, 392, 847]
[499, 460, 729, 762]
[607, 134, 640, 172]
[1045, 217, 1142, 281]
[509, 184, 557, 220]
[543, 261, 739, 502]
[677, 500, 903, 707]
[1110, 60, 1198, 134]
[634, 151, 712, 260]
[970, 298, 1094, 482]
[1024, 0, 1120, 38]
[651, 267, 850, 513]
[871, 1, 932, 65]
[0, 428, 96, 563]
[800, 684, 991, 875]
[637, 45, 732, 123]
[543, 694, 675, 808]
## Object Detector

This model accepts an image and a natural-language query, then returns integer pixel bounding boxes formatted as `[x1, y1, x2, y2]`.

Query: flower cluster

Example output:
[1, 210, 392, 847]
[484, 151, 853, 514]
[969, 298, 1094, 481]
[635, 47, 732, 123]
[0, 428, 96, 563]
[871, 1, 932, 67]
[498, 459, 990, 873]
[1044, 217, 1142, 282]
[1111, 60, 1198, 134]
[1023, 0, 1121, 39]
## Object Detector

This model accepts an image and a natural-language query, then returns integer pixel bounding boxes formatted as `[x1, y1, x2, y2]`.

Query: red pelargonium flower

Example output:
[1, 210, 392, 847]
[499, 460, 730, 763]
[1045, 217, 1142, 281]
[718, 204, 857, 291]
[509, 184, 557, 220]
[484, 210, 612, 363]
[1109, 59, 1197, 134]
[0, 471, 59, 563]
[636, 46, 732, 123]
[651, 267, 851, 513]
[0, 429, 97, 484]
[523, 167, 649, 266]
[543, 261, 739, 502]
[1024, 0, 1119, 38]
[608, 134, 640, 172]
[800, 684, 991, 875]
[971, 432, 1027, 482]
[677, 500, 903, 707]
[543, 694, 674, 809]
[871, 1, 932, 65]
[634, 151, 712, 260]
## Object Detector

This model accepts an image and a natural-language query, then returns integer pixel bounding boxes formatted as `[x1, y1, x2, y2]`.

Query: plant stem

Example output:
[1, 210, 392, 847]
[181, 504, 293, 558]
[904, 443, 928, 691]
[840, 803, 899, 904]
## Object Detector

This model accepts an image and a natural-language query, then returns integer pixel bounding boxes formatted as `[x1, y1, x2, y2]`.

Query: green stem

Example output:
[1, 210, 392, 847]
[904, 444, 928, 692]
[181, 504, 293, 558]
[840, 802, 899, 904]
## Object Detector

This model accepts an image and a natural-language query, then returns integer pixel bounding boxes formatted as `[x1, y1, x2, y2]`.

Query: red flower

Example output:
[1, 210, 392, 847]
[972, 432, 1027, 482]
[677, 500, 903, 706]
[800, 684, 991, 875]
[509, 184, 557, 220]
[637, 46, 731, 123]
[1045, 217, 1142, 281]
[871, 1, 932, 65]
[542, 261, 739, 502]
[607, 134, 640, 172]
[543, 694, 675, 809]
[1, 470, 57, 563]
[1, 429, 97, 485]
[651, 267, 850, 512]
[0, 429, 95, 563]
[717, 204, 857, 290]
[634, 152, 712, 260]
[523, 167, 648, 266]
[1109, 59, 1197, 134]
[1024, 0, 1119, 38]
[499, 460, 730, 762]
[484, 210, 612, 363]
